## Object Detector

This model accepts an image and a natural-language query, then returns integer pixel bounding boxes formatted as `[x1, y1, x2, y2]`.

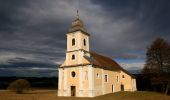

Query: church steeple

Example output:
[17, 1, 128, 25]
[68, 10, 89, 36]
[65, 11, 90, 66]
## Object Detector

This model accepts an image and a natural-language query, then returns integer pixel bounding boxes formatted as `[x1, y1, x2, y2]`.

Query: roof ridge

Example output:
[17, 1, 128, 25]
[89, 51, 135, 78]
[90, 52, 112, 59]
[90, 52, 118, 65]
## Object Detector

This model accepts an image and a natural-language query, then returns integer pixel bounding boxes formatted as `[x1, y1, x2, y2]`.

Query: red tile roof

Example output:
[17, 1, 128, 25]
[84, 52, 135, 78]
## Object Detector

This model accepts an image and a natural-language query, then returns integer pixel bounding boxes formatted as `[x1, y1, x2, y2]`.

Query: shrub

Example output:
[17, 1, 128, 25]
[8, 79, 30, 94]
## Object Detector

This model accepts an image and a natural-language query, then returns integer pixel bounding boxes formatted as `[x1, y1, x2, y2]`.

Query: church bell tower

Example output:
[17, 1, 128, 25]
[65, 10, 90, 66]
[58, 11, 92, 97]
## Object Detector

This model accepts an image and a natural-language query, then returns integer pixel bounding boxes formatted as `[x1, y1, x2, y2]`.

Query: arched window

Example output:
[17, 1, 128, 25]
[105, 75, 108, 82]
[117, 76, 119, 82]
[72, 38, 75, 46]
[72, 54, 75, 60]
[83, 39, 86, 46]
[122, 75, 125, 78]
[71, 71, 76, 77]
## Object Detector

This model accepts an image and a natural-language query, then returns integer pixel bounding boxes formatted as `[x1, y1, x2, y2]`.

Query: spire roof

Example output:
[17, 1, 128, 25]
[68, 10, 89, 35]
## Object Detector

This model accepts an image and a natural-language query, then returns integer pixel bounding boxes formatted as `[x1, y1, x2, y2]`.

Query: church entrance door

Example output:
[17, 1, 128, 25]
[71, 86, 76, 96]
[121, 84, 124, 91]
[112, 84, 114, 93]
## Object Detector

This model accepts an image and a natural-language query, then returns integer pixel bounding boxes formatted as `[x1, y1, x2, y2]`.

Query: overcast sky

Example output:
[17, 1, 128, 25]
[0, 0, 170, 77]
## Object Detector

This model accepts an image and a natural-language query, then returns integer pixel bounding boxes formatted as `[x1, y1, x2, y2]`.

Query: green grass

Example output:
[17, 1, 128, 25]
[0, 90, 169, 100]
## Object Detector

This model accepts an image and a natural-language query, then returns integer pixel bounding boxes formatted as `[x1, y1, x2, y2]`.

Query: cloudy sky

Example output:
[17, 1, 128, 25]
[0, 0, 170, 77]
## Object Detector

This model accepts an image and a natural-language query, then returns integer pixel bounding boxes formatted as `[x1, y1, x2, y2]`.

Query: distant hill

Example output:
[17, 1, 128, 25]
[128, 69, 141, 74]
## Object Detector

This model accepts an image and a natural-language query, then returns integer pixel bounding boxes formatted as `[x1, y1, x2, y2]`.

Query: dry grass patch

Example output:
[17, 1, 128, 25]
[0, 90, 57, 100]
[95, 91, 170, 100]
[0, 90, 169, 100]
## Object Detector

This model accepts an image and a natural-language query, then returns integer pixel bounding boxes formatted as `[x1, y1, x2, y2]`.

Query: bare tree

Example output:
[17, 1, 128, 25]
[142, 38, 170, 95]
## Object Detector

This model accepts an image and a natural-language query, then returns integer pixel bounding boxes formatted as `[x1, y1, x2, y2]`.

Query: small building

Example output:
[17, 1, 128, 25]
[58, 12, 137, 97]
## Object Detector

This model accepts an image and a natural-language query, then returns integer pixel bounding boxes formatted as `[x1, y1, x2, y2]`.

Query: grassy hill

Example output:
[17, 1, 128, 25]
[0, 90, 169, 100]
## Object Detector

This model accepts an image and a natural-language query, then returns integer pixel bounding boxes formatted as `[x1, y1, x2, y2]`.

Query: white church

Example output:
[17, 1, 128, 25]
[58, 12, 137, 97]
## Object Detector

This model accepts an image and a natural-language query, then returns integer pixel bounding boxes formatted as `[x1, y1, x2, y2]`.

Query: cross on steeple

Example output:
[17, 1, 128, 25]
[76, 10, 79, 19]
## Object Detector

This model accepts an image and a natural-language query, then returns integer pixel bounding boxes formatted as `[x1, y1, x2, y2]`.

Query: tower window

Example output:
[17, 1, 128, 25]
[72, 54, 75, 60]
[83, 39, 86, 46]
[71, 71, 76, 77]
[72, 38, 75, 46]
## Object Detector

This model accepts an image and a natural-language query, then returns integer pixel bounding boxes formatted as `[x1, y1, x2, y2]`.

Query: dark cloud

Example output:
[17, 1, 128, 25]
[0, 0, 170, 76]
[0, 68, 58, 77]
[0, 57, 57, 68]
[0, 57, 58, 77]
[88, 0, 170, 58]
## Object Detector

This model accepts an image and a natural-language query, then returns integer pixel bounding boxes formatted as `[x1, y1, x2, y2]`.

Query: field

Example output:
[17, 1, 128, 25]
[0, 90, 170, 100]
